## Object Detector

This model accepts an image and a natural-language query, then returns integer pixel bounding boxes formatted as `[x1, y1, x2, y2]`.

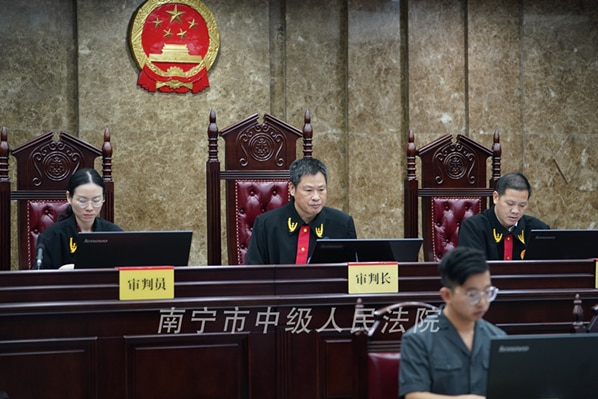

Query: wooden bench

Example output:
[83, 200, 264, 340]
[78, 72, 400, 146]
[0, 260, 596, 398]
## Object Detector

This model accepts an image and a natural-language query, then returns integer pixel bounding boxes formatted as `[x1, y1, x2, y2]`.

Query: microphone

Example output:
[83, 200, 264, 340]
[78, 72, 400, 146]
[35, 243, 45, 270]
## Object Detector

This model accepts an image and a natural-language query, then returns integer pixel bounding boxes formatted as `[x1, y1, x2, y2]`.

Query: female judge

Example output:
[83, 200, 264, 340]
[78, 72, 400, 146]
[36, 168, 123, 269]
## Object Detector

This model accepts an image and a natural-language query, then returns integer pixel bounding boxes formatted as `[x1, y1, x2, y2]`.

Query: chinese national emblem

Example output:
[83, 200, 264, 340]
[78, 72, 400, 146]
[129, 0, 220, 93]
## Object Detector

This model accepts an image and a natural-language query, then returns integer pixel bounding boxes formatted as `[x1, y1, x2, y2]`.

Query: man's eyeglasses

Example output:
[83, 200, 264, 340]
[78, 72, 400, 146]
[455, 286, 499, 305]
[74, 197, 104, 209]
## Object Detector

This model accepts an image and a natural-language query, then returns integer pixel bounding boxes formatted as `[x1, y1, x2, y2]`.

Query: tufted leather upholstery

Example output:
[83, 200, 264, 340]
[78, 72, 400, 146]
[365, 301, 440, 399]
[404, 131, 501, 261]
[234, 180, 290, 265]
[430, 197, 482, 262]
[206, 110, 313, 265]
[368, 352, 401, 399]
[25, 200, 70, 268]
[0, 129, 114, 269]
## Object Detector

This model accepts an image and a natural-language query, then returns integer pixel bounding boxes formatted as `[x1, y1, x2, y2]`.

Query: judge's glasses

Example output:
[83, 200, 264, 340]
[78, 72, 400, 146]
[455, 286, 499, 305]
[74, 196, 105, 209]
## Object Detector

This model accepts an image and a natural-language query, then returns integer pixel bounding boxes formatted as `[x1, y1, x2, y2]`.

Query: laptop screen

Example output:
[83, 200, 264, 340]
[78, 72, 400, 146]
[486, 333, 598, 399]
[525, 229, 598, 260]
[307, 238, 422, 264]
[74, 230, 193, 269]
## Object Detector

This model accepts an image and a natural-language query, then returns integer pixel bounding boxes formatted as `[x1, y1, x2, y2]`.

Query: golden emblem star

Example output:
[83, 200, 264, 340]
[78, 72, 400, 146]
[166, 5, 185, 24]
[177, 29, 187, 39]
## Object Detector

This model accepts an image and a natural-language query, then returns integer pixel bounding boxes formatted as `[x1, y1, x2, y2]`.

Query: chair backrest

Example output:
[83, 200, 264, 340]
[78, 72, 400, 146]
[206, 110, 313, 265]
[0, 128, 114, 270]
[404, 131, 501, 261]
[366, 300, 440, 399]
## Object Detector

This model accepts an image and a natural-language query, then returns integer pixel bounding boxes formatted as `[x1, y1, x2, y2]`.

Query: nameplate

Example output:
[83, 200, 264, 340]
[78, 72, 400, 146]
[119, 266, 175, 300]
[347, 262, 399, 294]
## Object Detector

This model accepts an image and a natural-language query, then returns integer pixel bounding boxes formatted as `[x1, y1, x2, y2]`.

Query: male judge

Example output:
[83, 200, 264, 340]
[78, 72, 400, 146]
[245, 157, 357, 265]
[458, 172, 549, 260]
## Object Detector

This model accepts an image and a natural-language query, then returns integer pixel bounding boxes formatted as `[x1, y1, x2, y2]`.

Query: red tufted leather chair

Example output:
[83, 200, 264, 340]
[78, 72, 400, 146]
[404, 131, 501, 261]
[206, 110, 313, 265]
[368, 352, 401, 399]
[357, 300, 440, 399]
[0, 129, 114, 270]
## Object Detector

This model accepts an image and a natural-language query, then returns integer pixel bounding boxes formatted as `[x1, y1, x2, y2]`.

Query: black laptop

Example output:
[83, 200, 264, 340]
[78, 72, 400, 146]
[486, 333, 598, 399]
[307, 238, 423, 264]
[525, 229, 598, 260]
[75, 230, 193, 269]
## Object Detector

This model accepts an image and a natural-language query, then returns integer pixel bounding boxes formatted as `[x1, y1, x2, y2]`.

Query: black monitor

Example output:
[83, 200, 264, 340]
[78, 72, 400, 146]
[525, 229, 598, 260]
[307, 238, 423, 264]
[486, 333, 598, 399]
[74, 230, 193, 269]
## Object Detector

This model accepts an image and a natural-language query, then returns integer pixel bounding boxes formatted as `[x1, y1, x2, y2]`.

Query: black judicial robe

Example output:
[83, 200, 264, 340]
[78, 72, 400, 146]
[36, 214, 123, 269]
[245, 200, 357, 265]
[458, 207, 549, 260]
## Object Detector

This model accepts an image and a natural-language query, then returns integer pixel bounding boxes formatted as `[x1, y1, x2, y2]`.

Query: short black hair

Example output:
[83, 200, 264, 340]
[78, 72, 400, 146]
[439, 247, 489, 288]
[495, 172, 532, 197]
[289, 157, 327, 187]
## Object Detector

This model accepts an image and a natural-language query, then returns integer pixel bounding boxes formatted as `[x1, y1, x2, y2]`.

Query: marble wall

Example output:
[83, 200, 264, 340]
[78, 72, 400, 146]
[1, 0, 596, 268]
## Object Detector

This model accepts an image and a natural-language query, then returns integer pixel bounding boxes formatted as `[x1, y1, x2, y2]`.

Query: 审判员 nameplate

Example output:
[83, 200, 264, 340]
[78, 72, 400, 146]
[119, 266, 175, 300]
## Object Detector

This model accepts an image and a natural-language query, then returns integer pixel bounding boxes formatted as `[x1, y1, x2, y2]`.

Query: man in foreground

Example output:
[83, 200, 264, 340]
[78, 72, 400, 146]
[399, 247, 506, 398]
